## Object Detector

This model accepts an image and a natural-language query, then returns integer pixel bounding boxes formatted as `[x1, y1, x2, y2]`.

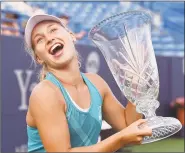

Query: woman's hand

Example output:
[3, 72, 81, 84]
[121, 119, 152, 145]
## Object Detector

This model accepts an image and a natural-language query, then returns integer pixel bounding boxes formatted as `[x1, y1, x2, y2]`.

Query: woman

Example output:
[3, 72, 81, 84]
[25, 14, 152, 152]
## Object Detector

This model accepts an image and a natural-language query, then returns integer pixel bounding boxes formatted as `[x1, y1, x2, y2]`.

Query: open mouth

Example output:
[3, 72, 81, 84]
[50, 43, 64, 56]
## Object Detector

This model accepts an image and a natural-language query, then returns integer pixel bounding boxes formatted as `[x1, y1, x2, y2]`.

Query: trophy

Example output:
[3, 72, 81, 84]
[89, 11, 182, 144]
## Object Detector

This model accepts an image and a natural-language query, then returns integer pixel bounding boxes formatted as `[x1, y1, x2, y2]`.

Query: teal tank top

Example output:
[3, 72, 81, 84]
[27, 72, 103, 152]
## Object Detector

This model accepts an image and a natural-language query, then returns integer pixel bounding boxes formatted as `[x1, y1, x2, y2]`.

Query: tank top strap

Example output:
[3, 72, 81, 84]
[81, 73, 103, 105]
[45, 72, 71, 106]
[80, 73, 89, 86]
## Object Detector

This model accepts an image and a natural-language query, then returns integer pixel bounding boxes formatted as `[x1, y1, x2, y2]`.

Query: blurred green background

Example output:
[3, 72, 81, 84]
[124, 138, 184, 152]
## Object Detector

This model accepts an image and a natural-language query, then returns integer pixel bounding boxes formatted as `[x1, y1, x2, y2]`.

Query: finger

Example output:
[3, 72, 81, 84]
[134, 141, 142, 145]
[136, 136, 143, 142]
[131, 138, 143, 145]
[134, 119, 147, 126]
[135, 139, 143, 145]
[139, 128, 152, 136]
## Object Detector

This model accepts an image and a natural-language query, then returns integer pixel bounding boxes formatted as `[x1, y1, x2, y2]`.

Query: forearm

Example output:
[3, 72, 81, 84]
[69, 131, 124, 152]
[125, 101, 143, 126]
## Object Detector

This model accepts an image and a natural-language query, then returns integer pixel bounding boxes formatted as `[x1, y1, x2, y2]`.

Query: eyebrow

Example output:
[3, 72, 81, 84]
[33, 23, 55, 40]
[47, 23, 55, 29]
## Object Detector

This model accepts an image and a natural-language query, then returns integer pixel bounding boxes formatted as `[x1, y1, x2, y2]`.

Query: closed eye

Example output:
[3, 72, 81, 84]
[50, 28, 57, 33]
[37, 37, 44, 44]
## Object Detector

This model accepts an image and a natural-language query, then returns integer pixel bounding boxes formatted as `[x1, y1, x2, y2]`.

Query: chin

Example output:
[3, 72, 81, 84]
[54, 58, 74, 69]
[48, 52, 75, 68]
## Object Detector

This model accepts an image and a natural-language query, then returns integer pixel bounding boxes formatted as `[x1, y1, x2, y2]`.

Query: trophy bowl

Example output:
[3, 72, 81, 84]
[89, 11, 182, 144]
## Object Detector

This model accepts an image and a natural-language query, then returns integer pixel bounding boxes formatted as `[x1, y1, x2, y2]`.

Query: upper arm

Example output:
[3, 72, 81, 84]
[102, 79, 127, 131]
[86, 73, 127, 131]
[29, 81, 71, 152]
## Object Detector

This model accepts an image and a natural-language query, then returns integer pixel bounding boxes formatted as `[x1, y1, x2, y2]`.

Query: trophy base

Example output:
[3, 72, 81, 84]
[139, 116, 182, 144]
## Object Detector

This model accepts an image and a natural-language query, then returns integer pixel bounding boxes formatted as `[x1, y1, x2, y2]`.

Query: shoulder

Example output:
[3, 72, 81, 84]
[30, 80, 60, 100]
[84, 72, 107, 86]
[84, 72, 104, 82]
[29, 80, 66, 114]
[83, 72, 109, 94]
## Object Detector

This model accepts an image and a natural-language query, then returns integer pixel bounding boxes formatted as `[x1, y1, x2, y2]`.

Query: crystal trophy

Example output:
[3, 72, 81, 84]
[89, 11, 182, 144]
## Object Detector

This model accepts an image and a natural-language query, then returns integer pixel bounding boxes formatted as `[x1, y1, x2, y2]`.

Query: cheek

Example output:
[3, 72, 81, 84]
[66, 42, 76, 56]
[35, 46, 47, 58]
[66, 36, 75, 48]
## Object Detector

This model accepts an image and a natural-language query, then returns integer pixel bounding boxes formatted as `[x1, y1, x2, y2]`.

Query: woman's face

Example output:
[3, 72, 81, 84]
[31, 20, 76, 69]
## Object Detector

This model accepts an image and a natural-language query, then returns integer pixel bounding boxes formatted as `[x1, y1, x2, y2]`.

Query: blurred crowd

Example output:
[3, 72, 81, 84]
[1, 13, 20, 36]
[0, 1, 168, 41]
[1, 2, 86, 40]
[58, 14, 86, 40]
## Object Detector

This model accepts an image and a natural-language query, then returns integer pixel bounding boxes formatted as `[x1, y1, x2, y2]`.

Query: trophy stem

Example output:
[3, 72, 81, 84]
[135, 99, 160, 119]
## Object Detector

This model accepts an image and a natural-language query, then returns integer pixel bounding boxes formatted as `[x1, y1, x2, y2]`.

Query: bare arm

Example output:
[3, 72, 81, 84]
[70, 132, 124, 152]
[29, 81, 71, 151]
[29, 80, 133, 152]
[125, 101, 143, 126]
[95, 75, 142, 131]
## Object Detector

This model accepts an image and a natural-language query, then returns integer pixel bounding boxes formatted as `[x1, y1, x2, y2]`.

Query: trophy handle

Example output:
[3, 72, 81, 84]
[135, 99, 160, 118]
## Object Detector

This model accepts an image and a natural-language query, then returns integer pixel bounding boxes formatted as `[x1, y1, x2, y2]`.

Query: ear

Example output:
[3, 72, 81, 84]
[64, 27, 76, 42]
[69, 31, 77, 43]
[35, 55, 44, 65]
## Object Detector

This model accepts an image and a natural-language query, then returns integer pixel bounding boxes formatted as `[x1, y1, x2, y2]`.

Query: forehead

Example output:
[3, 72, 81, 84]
[32, 20, 62, 36]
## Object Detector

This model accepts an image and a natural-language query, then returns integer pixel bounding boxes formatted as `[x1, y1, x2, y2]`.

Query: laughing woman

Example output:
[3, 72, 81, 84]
[25, 14, 152, 152]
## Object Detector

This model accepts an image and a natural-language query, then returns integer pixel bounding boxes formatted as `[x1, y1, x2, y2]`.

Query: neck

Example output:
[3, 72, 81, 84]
[48, 59, 83, 87]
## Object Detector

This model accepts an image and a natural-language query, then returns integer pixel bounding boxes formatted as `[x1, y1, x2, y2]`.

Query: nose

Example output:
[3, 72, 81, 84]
[46, 35, 55, 46]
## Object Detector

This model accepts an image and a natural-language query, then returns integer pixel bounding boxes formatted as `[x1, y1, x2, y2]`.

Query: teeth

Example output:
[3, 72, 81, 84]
[50, 43, 62, 53]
